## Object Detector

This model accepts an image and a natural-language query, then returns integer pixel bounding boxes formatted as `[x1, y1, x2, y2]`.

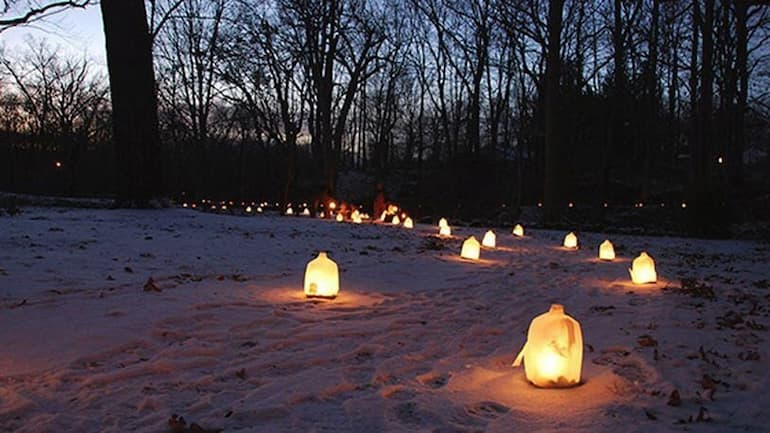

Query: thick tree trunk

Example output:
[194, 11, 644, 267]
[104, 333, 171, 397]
[641, 0, 660, 201]
[543, 0, 565, 224]
[601, 0, 625, 210]
[689, 0, 724, 236]
[101, 0, 162, 206]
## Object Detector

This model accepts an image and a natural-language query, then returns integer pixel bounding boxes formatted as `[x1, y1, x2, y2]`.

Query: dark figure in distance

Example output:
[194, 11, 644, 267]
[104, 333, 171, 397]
[373, 183, 386, 219]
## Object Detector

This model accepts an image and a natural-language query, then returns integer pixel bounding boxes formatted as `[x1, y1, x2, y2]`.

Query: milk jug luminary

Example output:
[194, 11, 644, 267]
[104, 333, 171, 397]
[598, 240, 615, 261]
[460, 236, 481, 260]
[482, 230, 496, 248]
[563, 232, 578, 249]
[629, 252, 657, 284]
[304, 252, 339, 298]
[438, 218, 448, 229]
[513, 304, 583, 388]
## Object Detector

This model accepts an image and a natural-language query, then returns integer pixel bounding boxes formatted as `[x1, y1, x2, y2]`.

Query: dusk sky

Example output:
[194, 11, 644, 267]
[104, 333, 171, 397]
[1, 3, 106, 70]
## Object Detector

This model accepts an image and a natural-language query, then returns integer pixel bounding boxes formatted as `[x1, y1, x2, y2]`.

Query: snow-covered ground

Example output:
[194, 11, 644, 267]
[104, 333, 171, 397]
[0, 207, 768, 432]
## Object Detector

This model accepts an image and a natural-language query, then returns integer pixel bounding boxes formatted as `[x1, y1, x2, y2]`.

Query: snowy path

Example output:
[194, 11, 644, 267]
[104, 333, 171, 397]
[1, 208, 768, 432]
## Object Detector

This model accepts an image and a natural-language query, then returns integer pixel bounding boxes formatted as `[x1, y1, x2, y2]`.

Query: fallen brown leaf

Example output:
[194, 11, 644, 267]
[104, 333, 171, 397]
[143, 277, 161, 292]
[668, 389, 682, 407]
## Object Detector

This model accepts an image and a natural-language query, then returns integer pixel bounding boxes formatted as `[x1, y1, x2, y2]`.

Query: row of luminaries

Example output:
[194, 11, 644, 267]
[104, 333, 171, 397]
[458, 229, 657, 285]
[303, 221, 659, 389]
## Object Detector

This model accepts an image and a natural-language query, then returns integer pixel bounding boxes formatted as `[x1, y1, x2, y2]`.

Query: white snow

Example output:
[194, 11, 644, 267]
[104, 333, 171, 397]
[1, 207, 769, 432]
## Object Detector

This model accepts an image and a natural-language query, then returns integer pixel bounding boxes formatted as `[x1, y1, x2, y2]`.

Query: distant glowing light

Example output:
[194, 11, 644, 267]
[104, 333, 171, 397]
[482, 230, 496, 248]
[404, 217, 414, 229]
[460, 236, 481, 260]
[54, 161, 62, 168]
[563, 232, 578, 249]
[599, 240, 615, 261]
[717, 156, 724, 164]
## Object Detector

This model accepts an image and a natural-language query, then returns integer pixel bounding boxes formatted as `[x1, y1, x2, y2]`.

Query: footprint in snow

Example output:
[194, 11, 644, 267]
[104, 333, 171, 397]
[417, 372, 450, 389]
[465, 401, 510, 419]
[393, 401, 422, 424]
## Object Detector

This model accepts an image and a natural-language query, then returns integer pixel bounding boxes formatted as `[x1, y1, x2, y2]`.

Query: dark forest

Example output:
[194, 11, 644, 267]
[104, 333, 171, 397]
[2, 0, 770, 237]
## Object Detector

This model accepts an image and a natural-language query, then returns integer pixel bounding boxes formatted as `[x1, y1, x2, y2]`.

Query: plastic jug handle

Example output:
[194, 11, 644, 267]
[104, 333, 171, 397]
[512, 342, 527, 367]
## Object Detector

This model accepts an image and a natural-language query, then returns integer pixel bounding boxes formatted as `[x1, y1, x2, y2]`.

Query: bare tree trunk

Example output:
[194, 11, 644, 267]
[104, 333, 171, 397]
[666, 1, 679, 166]
[641, 0, 660, 201]
[689, 0, 720, 235]
[543, 0, 565, 224]
[688, 0, 700, 185]
[603, 0, 625, 208]
[101, 0, 162, 206]
[732, 0, 748, 187]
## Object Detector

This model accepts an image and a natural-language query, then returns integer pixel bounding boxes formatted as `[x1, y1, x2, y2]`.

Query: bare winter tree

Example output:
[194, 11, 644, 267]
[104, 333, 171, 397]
[155, 0, 226, 146]
[0, 0, 90, 31]
[219, 0, 309, 204]
[279, 0, 388, 195]
[1, 41, 109, 192]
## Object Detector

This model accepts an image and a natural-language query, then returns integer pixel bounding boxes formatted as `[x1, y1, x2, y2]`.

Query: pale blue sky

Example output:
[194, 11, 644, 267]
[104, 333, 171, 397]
[1, 2, 106, 70]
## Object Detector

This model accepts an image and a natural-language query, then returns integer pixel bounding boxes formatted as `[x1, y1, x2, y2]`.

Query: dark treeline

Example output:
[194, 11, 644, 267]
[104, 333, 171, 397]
[2, 0, 770, 235]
